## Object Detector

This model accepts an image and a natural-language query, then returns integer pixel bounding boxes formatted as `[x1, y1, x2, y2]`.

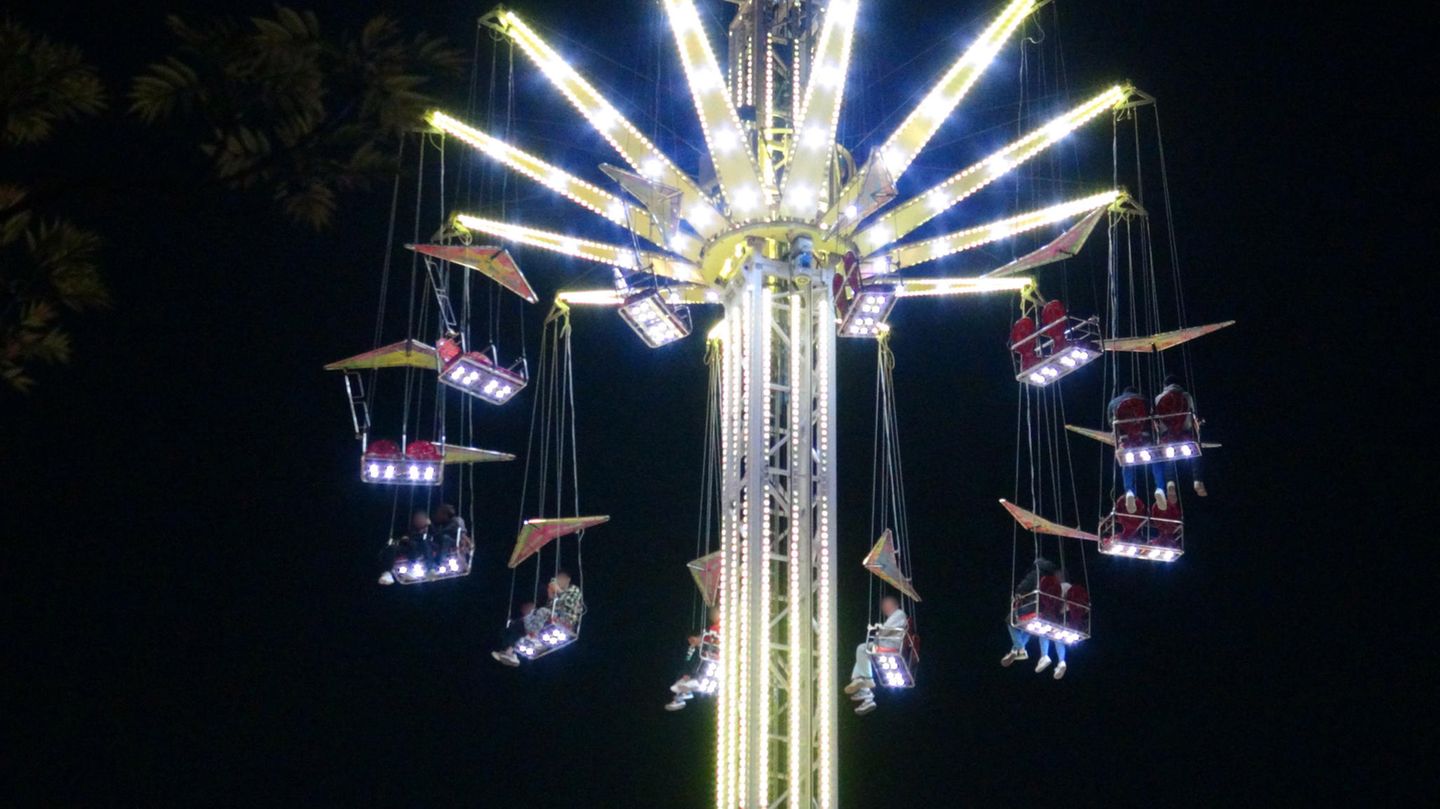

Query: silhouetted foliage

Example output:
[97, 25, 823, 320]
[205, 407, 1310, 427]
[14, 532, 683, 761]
[129, 5, 463, 228]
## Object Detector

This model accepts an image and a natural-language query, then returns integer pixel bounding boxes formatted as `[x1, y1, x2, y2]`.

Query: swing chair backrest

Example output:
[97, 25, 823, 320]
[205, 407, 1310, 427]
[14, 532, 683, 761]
[1154, 388, 1196, 438]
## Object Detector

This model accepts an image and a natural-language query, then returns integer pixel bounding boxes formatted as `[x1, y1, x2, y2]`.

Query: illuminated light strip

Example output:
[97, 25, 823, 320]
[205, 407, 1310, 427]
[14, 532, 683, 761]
[720, 304, 740, 809]
[555, 286, 720, 306]
[854, 84, 1132, 254]
[428, 110, 694, 260]
[884, 190, 1121, 268]
[663, 0, 767, 223]
[893, 276, 1033, 297]
[498, 10, 729, 238]
[758, 286, 772, 809]
[737, 289, 751, 806]
[787, 293, 803, 808]
[778, 0, 861, 220]
[451, 214, 705, 284]
[815, 293, 836, 809]
[820, 0, 1036, 230]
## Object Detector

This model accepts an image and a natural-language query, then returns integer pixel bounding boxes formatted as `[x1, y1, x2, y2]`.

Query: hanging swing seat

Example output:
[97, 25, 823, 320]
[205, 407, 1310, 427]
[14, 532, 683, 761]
[389, 531, 476, 584]
[686, 630, 722, 695]
[1099, 495, 1184, 562]
[436, 338, 528, 404]
[515, 598, 587, 660]
[865, 620, 919, 689]
[1010, 580, 1090, 645]
[1065, 423, 1220, 464]
[361, 440, 444, 485]
[1012, 314, 1101, 387]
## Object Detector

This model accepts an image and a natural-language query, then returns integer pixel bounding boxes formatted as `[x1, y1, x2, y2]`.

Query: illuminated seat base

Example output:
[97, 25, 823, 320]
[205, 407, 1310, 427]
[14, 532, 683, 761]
[1017, 343, 1099, 386]
[689, 655, 721, 695]
[361, 456, 443, 486]
[516, 621, 578, 659]
[1115, 439, 1201, 467]
[1012, 613, 1088, 645]
[391, 537, 474, 584]
[1098, 512, 1183, 562]
[867, 648, 916, 689]
[440, 354, 526, 404]
[1014, 317, 1101, 386]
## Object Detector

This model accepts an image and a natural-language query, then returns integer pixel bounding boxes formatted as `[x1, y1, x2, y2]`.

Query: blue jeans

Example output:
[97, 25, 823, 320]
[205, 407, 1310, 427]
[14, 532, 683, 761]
[1122, 462, 1167, 496]
[1038, 637, 1067, 662]
[1008, 625, 1030, 652]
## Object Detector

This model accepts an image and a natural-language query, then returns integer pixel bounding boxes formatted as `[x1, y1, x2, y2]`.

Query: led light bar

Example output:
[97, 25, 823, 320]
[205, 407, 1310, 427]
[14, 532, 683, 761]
[361, 440, 443, 486]
[663, 0, 764, 220]
[1111, 415, 1203, 466]
[837, 284, 898, 338]
[883, 190, 1122, 267]
[440, 351, 526, 404]
[1015, 317, 1101, 386]
[854, 85, 1131, 253]
[778, 0, 861, 219]
[618, 289, 693, 347]
[392, 550, 471, 584]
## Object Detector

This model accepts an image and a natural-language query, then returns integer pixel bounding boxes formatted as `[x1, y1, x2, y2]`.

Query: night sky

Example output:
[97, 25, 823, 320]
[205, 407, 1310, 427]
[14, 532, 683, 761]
[2, 1, 1416, 805]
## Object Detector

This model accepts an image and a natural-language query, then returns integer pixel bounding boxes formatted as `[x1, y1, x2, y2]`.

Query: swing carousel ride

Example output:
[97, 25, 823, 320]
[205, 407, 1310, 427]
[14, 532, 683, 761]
[324, 0, 1231, 806]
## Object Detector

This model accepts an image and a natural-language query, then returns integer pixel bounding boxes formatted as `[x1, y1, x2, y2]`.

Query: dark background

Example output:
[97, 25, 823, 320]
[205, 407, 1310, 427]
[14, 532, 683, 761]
[1, 0, 1420, 805]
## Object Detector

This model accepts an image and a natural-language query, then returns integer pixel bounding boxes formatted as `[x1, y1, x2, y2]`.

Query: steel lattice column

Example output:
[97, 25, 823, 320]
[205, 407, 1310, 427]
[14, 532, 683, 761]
[717, 251, 836, 809]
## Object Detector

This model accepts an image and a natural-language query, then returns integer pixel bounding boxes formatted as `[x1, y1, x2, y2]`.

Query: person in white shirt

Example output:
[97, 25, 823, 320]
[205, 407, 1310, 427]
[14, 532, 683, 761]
[843, 595, 907, 715]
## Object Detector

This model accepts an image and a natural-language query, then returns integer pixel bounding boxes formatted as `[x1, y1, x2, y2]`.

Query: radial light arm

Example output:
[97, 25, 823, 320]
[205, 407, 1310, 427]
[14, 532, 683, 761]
[853, 84, 1131, 255]
[884, 190, 1121, 268]
[778, 0, 861, 220]
[893, 276, 1032, 297]
[663, 0, 765, 221]
[452, 214, 705, 285]
[429, 110, 696, 261]
[496, 10, 729, 238]
[822, 0, 1037, 230]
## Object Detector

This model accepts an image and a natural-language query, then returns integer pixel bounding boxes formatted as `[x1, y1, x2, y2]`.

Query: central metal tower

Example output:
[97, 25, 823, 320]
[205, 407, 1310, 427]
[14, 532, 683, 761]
[715, 4, 836, 807]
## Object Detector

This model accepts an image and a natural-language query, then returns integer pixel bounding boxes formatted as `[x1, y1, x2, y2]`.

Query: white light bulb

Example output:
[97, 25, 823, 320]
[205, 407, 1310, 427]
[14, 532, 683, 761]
[842, 203, 858, 221]
[591, 107, 617, 132]
[640, 157, 664, 179]
[731, 186, 758, 211]
[712, 127, 738, 153]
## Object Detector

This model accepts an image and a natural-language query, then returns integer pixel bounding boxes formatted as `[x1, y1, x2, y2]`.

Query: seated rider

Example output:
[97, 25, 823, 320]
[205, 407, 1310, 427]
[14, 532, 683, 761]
[378, 510, 431, 585]
[666, 607, 721, 711]
[843, 594, 908, 716]
[492, 600, 543, 667]
[1108, 385, 1169, 514]
[1155, 374, 1207, 497]
[546, 569, 585, 626]
[429, 503, 466, 563]
[1001, 560, 1066, 675]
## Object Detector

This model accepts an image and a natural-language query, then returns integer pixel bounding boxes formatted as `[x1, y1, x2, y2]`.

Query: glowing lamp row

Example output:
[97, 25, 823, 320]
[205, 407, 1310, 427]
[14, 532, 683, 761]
[1021, 347, 1096, 386]
[1020, 619, 1087, 645]
[441, 353, 526, 404]
[392, 554, 466, 584]
[362, 458, 442, 486]
[515, 621, 577, 658]
[839, 287, 897, 338]
[868, 651, 915, 689]
[618, 291, 692, 347]
[884, 190, 1121, 267]
[1119, 441, 1200, 466]
[1101, 542, 1182, 562]
[856, 85, 1128, 253]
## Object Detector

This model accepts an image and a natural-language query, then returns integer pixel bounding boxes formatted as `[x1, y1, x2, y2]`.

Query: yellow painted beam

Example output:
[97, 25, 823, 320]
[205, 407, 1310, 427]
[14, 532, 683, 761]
[884, 190, 1120, 269]
[452, 214, 705, 285]
[821, 0, 1038, 230]
[854, 84, 1131, 256]
[428, 110, 697, 261]
[663, 0, 766, 223]
[497, 9, 729, 239]
[778, 0, 861, 220]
